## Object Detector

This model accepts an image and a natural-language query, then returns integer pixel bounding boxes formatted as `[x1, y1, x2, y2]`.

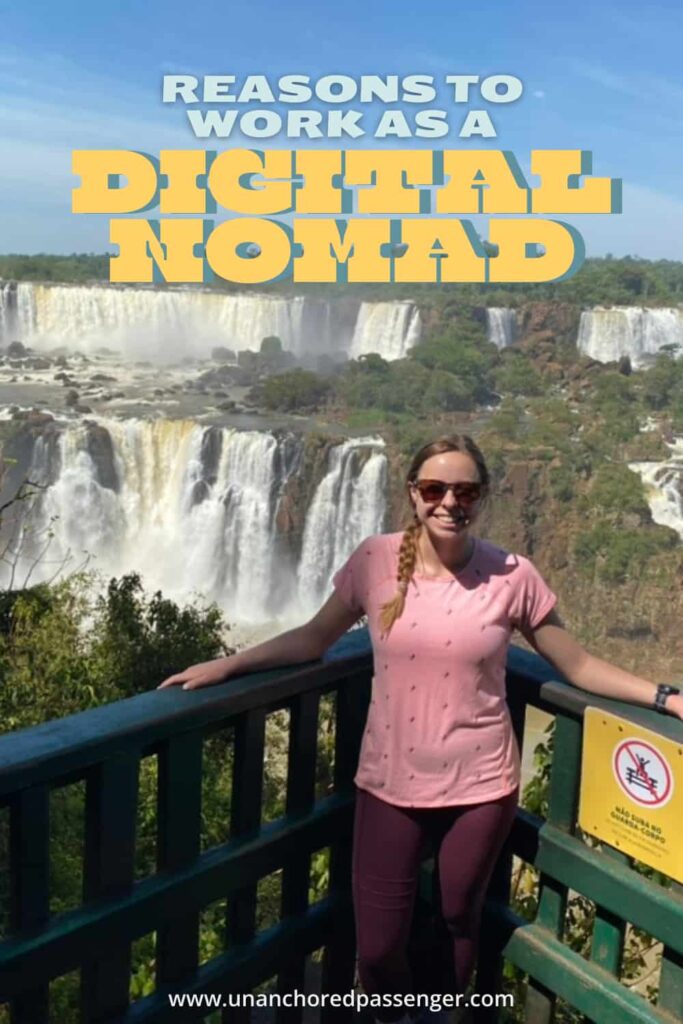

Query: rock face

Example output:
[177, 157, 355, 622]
[519, 302, 581, 345]
[480, 456, 683, 679]
[82, 422, 119, 492]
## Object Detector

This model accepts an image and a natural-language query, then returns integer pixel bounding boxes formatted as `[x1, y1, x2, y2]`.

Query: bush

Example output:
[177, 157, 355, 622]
[573, 523, 678, 583]
[586, 464, 650, 518]
[260, 369, 332, 412]
[0, 573, 227, 731]
[493, 352, 544, 397]
[410, 331, 495, 406]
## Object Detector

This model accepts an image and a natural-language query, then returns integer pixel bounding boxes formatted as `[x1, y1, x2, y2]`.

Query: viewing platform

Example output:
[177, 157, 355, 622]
[0, 629, 682, 1023]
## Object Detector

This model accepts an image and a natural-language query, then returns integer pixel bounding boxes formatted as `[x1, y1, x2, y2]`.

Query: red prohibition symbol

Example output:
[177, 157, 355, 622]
[612, 739, 673, 808]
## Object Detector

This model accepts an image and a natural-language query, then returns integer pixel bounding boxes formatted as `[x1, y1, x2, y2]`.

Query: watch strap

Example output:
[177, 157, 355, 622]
[654, 684, 680, 714]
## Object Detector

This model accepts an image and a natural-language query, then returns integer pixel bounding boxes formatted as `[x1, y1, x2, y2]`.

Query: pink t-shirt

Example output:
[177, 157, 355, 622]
[333, 532, 557, 808]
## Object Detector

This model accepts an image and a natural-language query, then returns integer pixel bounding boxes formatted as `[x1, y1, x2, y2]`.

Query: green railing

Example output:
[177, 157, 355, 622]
[483, 649, 683, 1024]
[0, 630, 682, 1023]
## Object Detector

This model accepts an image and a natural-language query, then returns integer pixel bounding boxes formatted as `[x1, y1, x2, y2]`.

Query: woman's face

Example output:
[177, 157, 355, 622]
[409, 451, 484, 540]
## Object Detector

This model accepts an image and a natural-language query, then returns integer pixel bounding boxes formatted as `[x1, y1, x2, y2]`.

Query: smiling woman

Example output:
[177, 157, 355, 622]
[159, 433, 683, 1020]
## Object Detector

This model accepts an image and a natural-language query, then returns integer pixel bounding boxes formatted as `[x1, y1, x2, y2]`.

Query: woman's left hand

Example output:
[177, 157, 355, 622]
[665, 692, 683, 721]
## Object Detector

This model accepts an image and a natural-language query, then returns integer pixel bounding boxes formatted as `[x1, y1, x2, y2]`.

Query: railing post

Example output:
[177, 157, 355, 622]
[156, 732, 204, 986]
[80, 753, 139, 1023]
[524, 712, 581, 1024]
[658, 881, 683, 1019]
[476, 690, 527, 1018]
[8, 786, 50, 1024]
[320, 678, 369, 1021]
[276, 691, 320, 1024]
[223, 708, 266, 1024]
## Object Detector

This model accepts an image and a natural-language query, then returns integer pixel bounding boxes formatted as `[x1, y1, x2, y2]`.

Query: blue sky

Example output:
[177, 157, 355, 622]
[1, 0, 682, 259]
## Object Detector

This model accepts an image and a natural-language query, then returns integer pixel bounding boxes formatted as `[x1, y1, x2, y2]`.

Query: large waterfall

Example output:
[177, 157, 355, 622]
[1, 282, 422, 364]
[11, 420, 387, 624]
[629, 438, 683, 539]
[578, 308, 683, 368]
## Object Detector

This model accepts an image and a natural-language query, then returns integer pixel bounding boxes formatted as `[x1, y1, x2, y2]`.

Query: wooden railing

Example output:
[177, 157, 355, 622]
[0, 630, 682, 1023]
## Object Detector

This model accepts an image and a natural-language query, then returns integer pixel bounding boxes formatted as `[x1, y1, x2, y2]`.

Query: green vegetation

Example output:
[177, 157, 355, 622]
[0, 253, 109, 282]
[0, 572, 226, 730]
[573, 523, 678, 585]
[5, 254, 683, 307]
[260, 367, 333, 411]
[493, 350, 545, 397]
[0, 572, 336, 1020]
[586, 463, 650, 518]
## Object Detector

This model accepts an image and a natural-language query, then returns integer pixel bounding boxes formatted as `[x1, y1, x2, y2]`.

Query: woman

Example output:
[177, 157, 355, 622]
[159, 435, 683, 1021]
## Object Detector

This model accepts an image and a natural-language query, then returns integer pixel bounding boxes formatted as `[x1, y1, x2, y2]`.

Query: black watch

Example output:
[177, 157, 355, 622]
[654, 684, 680, 714]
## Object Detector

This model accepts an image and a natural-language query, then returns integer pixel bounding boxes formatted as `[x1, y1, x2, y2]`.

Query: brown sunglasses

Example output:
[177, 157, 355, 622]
[412, 479, 483, 505]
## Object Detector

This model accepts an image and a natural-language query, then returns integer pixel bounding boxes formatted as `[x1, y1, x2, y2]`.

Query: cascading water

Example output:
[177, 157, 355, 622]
[0, 282, 16, 339]
[13, 283, 308, 362]
[6, 283, 422, 363]
[12, 420, 387, 624]
[629, 438, 683, 539]
[297, 438, 387, 610]
[349, 301, 421, 360]
[577, 308, 683, 368]
[486, 308, 517, 350]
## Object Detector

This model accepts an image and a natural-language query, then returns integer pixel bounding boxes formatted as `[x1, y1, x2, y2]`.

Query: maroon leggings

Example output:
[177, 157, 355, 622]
[352, 786, 518, 1009]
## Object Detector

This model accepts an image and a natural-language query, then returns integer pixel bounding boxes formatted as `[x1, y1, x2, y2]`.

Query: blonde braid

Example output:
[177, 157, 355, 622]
[379, 519, 421, 637]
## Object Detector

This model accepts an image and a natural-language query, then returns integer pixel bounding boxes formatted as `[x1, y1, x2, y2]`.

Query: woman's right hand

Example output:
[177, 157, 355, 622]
[157, 593, 360, 694]
[157, 657, 235, 691]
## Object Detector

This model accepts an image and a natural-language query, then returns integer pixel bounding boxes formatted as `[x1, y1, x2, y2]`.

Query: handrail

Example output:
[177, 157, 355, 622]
[0, 632, 682, 1023]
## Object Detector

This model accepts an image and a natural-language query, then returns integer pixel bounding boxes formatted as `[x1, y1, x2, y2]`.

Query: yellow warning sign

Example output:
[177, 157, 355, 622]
[579, 708, 683, 882]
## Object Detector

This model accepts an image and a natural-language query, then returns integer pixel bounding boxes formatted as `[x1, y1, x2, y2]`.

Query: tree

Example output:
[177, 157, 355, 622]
[261, 369, 332, 412]
[260, 335, 283, 357]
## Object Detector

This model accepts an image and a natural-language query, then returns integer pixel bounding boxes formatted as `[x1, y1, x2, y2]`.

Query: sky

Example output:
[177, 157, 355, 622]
[1, 0, 682, 260]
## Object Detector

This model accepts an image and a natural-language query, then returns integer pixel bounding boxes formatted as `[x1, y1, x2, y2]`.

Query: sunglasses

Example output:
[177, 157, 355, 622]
[412, 479, 483, 506]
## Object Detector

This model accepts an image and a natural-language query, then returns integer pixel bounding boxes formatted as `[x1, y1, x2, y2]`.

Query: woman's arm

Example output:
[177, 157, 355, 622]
[158, 593, 360, 690]
[522, 610, 683, 721]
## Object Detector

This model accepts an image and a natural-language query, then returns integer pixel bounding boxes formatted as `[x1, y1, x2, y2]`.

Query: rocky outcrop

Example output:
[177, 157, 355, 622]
[83, 421, 119, 492]
[518, 302, 581, 345]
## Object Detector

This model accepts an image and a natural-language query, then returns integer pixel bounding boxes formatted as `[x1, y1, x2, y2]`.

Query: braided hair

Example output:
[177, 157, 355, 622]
[378, 435, 489, 638]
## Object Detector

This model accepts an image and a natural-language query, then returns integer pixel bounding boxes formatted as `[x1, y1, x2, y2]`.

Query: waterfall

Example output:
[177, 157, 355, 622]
[12, 283, 308, 361]
[12, 420, 387, 625]
[629, 438, 683, 539]
[577, 308, 683, 368]
[348, 302, 421, 360]
[297, 438, 387, 611]
[5, 283, 422, 363]
[486, 308, 517, 350]
[0, 282, 16, 340]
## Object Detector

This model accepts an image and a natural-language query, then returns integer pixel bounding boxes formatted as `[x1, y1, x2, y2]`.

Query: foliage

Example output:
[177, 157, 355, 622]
[0, 571, 339, 1021]
[0, 253, 109, 283]
[585, 463, 650, 518]
[7, 254, 683, 307]
[573, 523, 678, 584]
[90, 574, 226, 698]
[260, 368, 333, 412]
[0, 572, 227, 731]
[492, 351, 545, 397]
[484, 398, 526, 445]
